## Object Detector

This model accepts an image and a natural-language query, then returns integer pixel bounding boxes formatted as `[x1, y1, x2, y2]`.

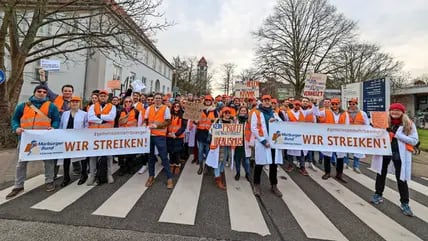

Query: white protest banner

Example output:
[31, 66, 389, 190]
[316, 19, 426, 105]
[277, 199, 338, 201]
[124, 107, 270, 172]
[303, 73, 327, 100]
[40, 59, 61, 71]
[19, 127, 150, 161]
[234, 80, 260, 98]
[269, 122, 391, 155]
[183, 102, 205, 120]
[210, 123, 243, 146]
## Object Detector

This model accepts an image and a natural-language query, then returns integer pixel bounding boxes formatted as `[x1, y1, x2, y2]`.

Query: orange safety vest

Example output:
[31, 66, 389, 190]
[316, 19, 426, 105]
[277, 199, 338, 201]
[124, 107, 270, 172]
[252, 109, 265, 138]
[388, 126, 415, 153]
[287, 110, 305, 122]
[53, 96, 65, 112]
[147, 105, 168, 136]
[197, 110, 216, 130]
[348, 111, 365, 125]
[134, 102, 144, 112]
[168, 115, 185, 138]
[119, 109, 138, 127]
[230, 108, 237, 117]
[89, 103, 115, 128]
[317, 107, 326, 123]
[304, 111, 315, 123]
[20, 102, 52, 129]
[324, 109, 347, 124]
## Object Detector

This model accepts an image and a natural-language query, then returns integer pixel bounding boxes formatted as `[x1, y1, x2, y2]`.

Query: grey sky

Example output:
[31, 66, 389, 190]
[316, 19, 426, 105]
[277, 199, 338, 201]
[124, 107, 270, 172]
[156, 0, 428, 89]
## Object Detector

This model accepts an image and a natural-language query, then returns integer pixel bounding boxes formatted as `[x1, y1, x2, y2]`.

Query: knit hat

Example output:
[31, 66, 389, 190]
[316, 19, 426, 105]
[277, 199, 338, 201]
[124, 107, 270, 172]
[389, 103, 405, 113]
[33, 85, 48, 93]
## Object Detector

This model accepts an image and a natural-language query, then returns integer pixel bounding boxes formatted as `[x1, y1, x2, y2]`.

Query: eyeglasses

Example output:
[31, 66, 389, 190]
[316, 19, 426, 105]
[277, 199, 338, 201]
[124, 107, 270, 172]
[36, 90, 47, 94]
[174, 105, 180, 108]
[331, 103, 339, 106]
[349, 103, 356, 106]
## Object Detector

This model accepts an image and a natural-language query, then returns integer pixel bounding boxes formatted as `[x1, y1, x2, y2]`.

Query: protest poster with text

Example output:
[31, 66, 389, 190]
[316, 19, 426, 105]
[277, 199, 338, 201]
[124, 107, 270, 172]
[269, 122, 391, 155]
[210, 123, 244, 147]
[183, 102, 205, 120]
[303, 73, 327, 101]
[19, 127, 150, 161]
[234, 80, 260, 98]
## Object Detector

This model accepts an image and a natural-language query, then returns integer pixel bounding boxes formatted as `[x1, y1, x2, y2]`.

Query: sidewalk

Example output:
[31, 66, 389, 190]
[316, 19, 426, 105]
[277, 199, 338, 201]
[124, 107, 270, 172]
[0, 148, 44, 188]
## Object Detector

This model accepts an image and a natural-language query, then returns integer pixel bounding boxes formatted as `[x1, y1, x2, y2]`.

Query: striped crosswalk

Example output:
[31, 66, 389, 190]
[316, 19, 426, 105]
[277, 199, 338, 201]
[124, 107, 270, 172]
[0, 162, 427, 241]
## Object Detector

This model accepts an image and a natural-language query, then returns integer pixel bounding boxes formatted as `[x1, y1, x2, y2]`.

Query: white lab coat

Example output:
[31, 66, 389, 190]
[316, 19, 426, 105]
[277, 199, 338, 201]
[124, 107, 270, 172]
[250, 110, 283, 165]
[371, 123, 419, 181]
[58, 110, 88, 164]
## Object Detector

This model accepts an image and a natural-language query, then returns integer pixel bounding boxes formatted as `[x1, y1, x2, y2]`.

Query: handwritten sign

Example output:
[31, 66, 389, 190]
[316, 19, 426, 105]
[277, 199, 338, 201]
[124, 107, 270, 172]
[211, 123, 243, 146]
[371, 111, 389, 129]
[234, 80, 259, 98]
[183, 102, 205, 120]
[303, 73, 327, 100]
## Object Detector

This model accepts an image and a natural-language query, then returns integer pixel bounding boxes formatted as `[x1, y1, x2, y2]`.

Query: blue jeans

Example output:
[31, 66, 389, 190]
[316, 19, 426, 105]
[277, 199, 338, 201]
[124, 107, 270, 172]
[197, 141, 210, 164]
[353, 156, 360, 168]
[214, 161, 225, 177]
[344, 154, 350, 165]
[235, 157, 250, 175]
[149, 136, 172, 179]
[215, 146, 230, 177]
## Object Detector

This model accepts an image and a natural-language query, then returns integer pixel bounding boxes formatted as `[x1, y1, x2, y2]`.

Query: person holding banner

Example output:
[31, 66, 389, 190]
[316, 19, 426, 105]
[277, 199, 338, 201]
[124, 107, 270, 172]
[206, 107, 234, 190]
[195, 95, 218, 175]
[117, 96, 144, 176]
[87, 90, 117, 185]
[6, 85, 60, 199]
[315, 98, 349, 183]
[251, 95, 283, 198]
[145, 93, 174, 189]
[346, 98, 369, 174]
[58, 96, 88, 186]
[234, 106, 251, 182]
[370, 103, 419, 217]
[167, 102, 187, 175]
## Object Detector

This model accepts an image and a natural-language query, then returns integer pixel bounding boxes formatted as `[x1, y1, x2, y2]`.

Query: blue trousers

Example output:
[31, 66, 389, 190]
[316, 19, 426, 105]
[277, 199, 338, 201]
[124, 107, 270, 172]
[148, 136, 172, 179]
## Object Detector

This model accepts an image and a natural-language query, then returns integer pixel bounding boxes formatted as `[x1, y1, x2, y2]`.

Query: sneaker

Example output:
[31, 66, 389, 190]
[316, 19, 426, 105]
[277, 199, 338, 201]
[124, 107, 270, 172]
[197, 165, 203, 175]
[253, 184, 261, 197]
[271, 185, 283, 198]
[86, 175, 96, 186]
[370, 194, 384, 204]
[353, 167, 361, 174]
[6, 187, 24, 199]
[235, 173, 240, 181]
[299, 167, 309, 176]
[400, 203, 414, 217]
[45, 182, 55, 192]
[309, 162, 317, 171]
[138, 165, 147, 175]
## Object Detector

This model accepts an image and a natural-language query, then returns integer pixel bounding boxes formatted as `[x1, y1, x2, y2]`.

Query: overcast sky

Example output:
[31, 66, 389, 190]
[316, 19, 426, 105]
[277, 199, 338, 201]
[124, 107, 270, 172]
[156, 0, 428, 89]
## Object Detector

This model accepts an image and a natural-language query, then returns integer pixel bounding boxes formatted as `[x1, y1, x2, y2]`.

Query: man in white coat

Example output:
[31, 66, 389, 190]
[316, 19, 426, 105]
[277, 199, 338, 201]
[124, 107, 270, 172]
[251, 95, 283, 197]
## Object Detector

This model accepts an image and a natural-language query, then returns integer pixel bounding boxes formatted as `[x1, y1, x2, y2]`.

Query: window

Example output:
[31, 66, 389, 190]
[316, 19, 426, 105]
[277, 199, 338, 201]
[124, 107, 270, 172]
[162, 85, 165, 94]
[155, 79, 160, 92]
[152, 55, 156, 69]
[141, 76, 147, 85]
[113, 65, 122, 80]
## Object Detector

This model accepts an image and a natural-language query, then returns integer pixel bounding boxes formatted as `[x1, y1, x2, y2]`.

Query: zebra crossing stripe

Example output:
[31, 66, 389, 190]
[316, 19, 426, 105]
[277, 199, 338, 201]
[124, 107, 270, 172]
[311, 167, 422, 241]
[226, 167, 270, 236]
[271, 167, 348, 240]
[0, 174, 46, 205]
[368, 168, 428, 196]
[344, 169, 428, 223]
[92, 162, 163, 218]
[159, 161, 204, 225]
[422, 177, 428, 181]
[31, 165, 120, 212]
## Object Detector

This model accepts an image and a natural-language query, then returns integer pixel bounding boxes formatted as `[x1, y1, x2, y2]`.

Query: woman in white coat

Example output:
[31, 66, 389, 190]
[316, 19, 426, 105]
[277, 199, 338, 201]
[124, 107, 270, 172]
[59, 96, 88, 186]
[251, 95, 283, 198]
[370, 103, 419, 216]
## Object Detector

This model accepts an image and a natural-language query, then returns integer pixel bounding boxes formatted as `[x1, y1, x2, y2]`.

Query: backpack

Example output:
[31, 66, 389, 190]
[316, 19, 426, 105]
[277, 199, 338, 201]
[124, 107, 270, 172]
[96, 156, 108, 185]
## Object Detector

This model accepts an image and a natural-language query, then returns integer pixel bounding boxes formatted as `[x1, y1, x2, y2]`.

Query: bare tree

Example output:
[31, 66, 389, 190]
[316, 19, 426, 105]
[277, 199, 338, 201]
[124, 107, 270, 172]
[237, 68, 261, 82]
[216, 62, 236, 95]
[253, 0, 356, 95]
[327, 42, 402, 88]
[0, 0, 171, 147]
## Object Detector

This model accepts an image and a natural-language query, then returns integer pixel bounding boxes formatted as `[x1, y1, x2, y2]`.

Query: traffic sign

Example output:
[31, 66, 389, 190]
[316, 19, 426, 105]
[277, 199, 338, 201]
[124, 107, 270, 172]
[0, 70, 5, 85]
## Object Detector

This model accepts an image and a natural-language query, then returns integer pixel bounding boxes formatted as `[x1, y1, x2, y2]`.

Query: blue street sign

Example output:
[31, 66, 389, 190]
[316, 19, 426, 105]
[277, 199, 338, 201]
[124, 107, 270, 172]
[363, 78, 387, 113]
[0, 70, 5, 85]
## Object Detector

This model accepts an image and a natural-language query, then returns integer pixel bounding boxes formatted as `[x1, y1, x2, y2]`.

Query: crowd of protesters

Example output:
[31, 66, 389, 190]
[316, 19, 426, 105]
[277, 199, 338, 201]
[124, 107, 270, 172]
[6, 83, 418, 217]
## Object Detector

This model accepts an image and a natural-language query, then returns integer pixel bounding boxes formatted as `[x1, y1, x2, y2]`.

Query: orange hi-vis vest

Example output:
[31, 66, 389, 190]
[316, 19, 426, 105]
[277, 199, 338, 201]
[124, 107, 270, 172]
[388, 124, 415, 152]
[134, 102, 144, 112]
[348, 111, 365, 125]
[119, 109, 138, 127]
[304, 111, 315, 123]
[148, 105, 168, 136]
[20, 101, 52, 129]
[197, 110, 216, 130]
[89, 103, 115, 128]
[317, 107, 326, 123]
[287, 110, 305, 122]
[324, 109, 347, 124]
[252, 109, 265, 138]
[53, 96, 66, 112]
[168, 115, 185, 138]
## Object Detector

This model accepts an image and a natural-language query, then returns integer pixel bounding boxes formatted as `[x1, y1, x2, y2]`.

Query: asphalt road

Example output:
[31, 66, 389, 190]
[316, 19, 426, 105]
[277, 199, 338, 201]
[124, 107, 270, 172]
[0, 159, 427, 241]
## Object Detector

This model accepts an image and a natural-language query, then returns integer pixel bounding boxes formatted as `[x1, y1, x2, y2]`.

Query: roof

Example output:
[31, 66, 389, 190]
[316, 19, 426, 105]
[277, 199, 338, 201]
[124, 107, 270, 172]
[198, 57, 207, 66]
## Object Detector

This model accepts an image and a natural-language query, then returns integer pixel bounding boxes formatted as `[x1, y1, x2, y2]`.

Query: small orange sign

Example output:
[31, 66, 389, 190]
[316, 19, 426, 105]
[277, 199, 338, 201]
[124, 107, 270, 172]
[371, 111, 389, 129]
[107, 80, 121, 89]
